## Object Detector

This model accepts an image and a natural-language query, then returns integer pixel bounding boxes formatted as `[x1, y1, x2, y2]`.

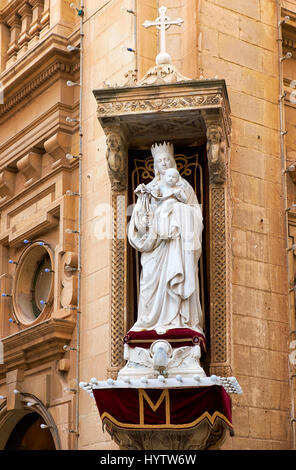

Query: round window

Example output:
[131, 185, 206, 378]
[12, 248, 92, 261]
[12, 242, 54, 325]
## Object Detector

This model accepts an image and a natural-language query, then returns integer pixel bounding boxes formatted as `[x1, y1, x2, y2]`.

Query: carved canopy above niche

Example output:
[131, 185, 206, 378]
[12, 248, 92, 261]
[93, 74, 232, 379]
[94, 79, 231, 149]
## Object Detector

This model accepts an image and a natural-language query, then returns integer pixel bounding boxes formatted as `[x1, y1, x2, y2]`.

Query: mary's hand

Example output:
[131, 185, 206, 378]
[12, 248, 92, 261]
[135, 184, 149, 196]
[135, 209, 154, 236]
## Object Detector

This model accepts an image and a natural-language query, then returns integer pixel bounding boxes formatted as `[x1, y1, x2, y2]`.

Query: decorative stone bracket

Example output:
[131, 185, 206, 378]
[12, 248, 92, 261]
[105, 128, 128, 192]
[43, 132, 71, 170]
[0, 168, 16, 201]
[60, 251, 78, 309]
[93, 75, 232, 379]
[17, 150, 42, 187]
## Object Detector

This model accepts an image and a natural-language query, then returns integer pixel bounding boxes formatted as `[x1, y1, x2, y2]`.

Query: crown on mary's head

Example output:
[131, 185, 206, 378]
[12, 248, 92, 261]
[151, 141, 174, 160]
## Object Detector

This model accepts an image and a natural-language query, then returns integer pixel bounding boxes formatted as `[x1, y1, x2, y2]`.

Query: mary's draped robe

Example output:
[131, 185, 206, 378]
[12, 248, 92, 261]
[128, 177, 204, 335]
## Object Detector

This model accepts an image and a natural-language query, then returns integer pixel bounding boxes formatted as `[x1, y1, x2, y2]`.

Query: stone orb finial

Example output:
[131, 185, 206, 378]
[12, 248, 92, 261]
[156, 51, 172, 65]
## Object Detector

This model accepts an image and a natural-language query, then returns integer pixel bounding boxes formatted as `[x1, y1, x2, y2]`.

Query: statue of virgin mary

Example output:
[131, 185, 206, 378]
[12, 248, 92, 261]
[128, 142, 204, 336]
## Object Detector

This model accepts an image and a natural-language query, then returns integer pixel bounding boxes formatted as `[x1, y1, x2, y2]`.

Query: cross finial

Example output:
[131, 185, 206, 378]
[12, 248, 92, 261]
[143, 6, 184, 66]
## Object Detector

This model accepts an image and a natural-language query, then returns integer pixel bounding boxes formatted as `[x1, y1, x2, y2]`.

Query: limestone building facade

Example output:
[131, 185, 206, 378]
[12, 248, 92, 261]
[0, 0, 295, 450]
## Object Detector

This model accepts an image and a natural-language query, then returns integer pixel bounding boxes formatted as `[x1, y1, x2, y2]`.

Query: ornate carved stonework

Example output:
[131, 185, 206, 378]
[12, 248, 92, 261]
[0, 318, 75, 373]
[109, 193, 127, 377]
[136, 64, 189, 86]
[0, 60, 79, 120]
[125, 116, 204, 141]
[209, 187, 228, 362]
[97, 94, 222, 117]
[104, 418, 229, 450]
[206, 125, 226, 185]
[105, 128, 128, 192]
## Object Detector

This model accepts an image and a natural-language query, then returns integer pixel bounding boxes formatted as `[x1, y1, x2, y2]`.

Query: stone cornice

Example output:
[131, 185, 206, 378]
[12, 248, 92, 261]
[282, 7, 296, 26]
[0, 32, 80, 119]
[0, 102, 78, 164]
[93, 78, 231, 147]
[0, 0, 27, 22]
[0, 32, 79, 85]
[0, 61, 74, 119]
[282, 7, 296, 52]
[0, 161, 78, 214]
[0, 318, 76, 374]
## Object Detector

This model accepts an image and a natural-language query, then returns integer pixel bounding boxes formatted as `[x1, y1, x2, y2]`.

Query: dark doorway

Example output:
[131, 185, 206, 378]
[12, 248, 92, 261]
[5, 412, 56, 450]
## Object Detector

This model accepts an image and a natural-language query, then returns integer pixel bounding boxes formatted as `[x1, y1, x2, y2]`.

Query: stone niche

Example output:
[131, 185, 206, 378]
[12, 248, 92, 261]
[93, 68, 233, 450]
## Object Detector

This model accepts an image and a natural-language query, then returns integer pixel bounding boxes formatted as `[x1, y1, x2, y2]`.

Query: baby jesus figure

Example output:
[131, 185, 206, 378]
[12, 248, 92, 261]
[135, 168, 187, 239]
[151, 167, 187, 203]
[154, 168, 187, 239]
[134, 168, 188, 239]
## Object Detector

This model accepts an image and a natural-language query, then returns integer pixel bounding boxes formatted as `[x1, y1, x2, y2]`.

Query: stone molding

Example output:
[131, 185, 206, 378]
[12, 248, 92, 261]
[94, 79, 231, 147]
[98, 93, 221, 116]
[0, 392, 62, 450]
[282, 8, 296, 55]
[0, 200, 60, 247]
[0, 318, 75, 374]
[109, 192, 128, 377]
[0, 59, 78, 119]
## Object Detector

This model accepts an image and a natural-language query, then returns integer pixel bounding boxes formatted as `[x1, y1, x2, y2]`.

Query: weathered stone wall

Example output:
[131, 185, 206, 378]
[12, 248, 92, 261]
[196, 0, 290, 450]
[79, 0, 136, 450]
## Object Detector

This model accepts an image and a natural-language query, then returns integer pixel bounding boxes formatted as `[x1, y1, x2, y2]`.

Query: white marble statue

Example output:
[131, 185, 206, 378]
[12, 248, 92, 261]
[128, 142, 204, 336]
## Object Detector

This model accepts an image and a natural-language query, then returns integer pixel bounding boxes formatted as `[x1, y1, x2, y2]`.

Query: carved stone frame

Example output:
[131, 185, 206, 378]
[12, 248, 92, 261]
[93, 78, 232, 378]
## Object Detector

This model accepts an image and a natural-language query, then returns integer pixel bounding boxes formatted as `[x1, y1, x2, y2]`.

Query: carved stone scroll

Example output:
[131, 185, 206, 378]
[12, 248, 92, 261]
[43, 132, 71, 169]
[0, 169, 16, 201]
[17, 151, 42, 187]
